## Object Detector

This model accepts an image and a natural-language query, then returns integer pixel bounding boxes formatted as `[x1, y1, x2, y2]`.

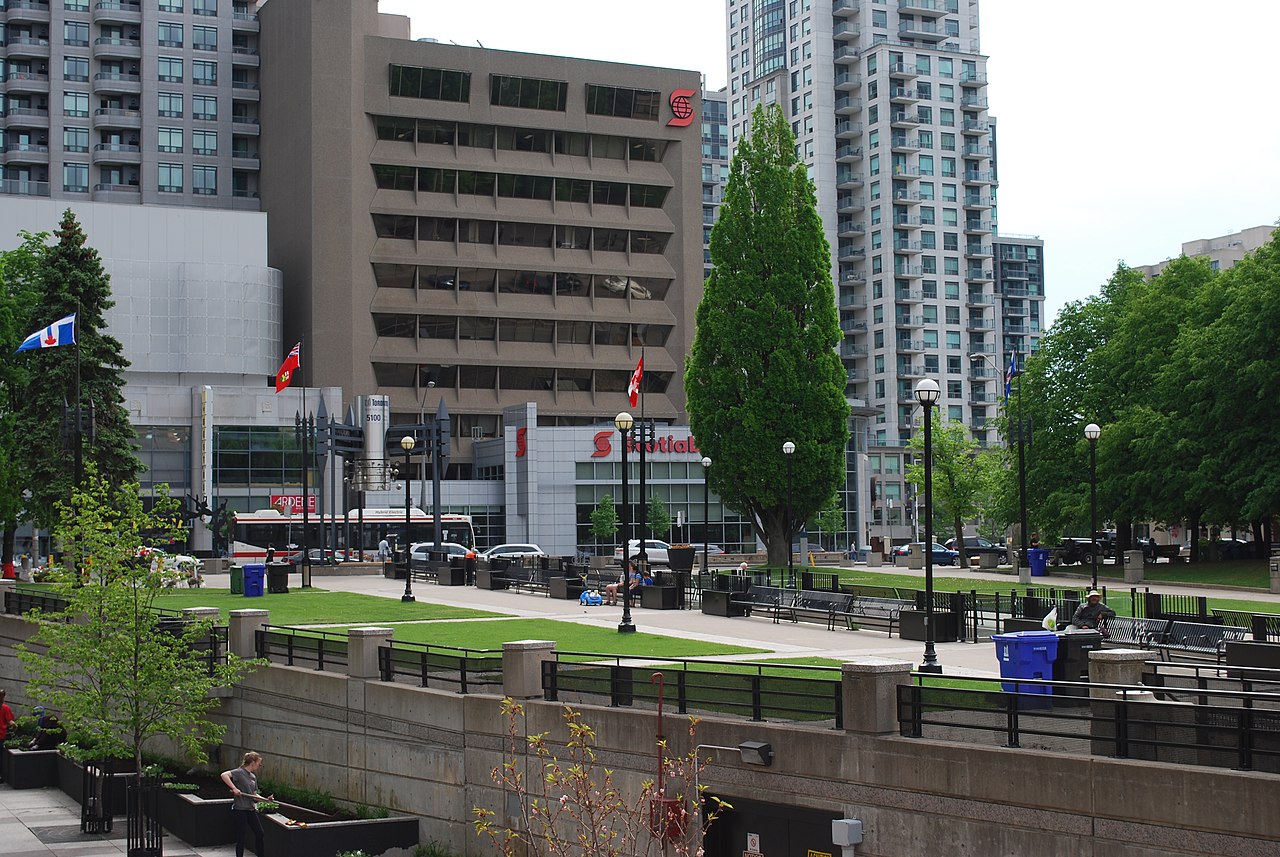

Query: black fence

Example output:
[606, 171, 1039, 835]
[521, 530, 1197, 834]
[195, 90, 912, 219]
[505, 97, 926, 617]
[378, 642, 503, 692]
[898, 675, 1280, 773]
[4, 586, 71, 617]
[255, 625, 349, 671]
[542, 654, 843, 728]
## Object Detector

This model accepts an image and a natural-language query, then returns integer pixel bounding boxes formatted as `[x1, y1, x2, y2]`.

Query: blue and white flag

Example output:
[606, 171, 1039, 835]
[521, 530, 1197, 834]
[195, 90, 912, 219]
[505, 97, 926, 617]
[1004, 352, 1018, 405]
[16, 313, 76, 352]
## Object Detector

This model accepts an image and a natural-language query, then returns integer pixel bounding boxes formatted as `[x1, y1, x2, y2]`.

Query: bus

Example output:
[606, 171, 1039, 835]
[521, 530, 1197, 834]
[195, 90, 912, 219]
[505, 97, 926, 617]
[231, 508, 475, 562]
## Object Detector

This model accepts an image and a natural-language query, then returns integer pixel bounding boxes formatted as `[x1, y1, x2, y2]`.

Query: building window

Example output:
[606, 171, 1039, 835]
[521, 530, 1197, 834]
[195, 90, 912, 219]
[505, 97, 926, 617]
[64, 127, 89, 153]
[158, 163, 183, 193]
[193, 95, 217, 120]
[158, 92, 184, 118]
[193, 26, 217, 51]
[192, 0, 216, 15]
[64, 21, 89, 46]
[158, 127, 183, 153]
[491, 75, 569, 111]
[192, 129, 217, 155]
[193, 60, 217, 86]
[585, 84, 660, 119]
[389, 65, 472, 102]
[193, 165, 217, 195]
[158, 22, 183, 48]
[63, 91, 89, 118]
[64, 57, 89, 82]
[158, 57, 183, 83]
[159, 1, 184, 11]
[63, 163, 89, 193]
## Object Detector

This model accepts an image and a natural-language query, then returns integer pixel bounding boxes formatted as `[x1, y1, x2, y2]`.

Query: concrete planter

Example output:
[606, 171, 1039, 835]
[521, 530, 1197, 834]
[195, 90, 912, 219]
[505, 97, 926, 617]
[3, 747, 59, 789]
[157, 789, 235, 847]
[262, 807, 419, 857]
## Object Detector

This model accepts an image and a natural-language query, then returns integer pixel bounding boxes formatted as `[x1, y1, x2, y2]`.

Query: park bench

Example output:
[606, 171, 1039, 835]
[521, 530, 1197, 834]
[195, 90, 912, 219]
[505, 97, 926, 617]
[1099, 616, 1171, 649]
[843, 595, 910, 637]
[1150, 544, 1184, 563]
[728, 584, 790, 621]
[1153, 621, 1248, 662]
[780, 590, 853, 629]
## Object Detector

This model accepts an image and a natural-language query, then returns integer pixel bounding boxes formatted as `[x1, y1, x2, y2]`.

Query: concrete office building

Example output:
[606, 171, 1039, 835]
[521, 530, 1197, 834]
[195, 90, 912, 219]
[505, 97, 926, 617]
[723, 0, 1046, 546]
[1135, 223, 1276, 278]
[257, 0, 705, 479]
[0, 0, 262, 206]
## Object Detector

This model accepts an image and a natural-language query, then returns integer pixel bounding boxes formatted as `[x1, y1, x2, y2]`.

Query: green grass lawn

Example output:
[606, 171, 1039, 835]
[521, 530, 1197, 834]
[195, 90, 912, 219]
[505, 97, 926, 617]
[329, 617, 764, 658]
[152, 588, 500, 625]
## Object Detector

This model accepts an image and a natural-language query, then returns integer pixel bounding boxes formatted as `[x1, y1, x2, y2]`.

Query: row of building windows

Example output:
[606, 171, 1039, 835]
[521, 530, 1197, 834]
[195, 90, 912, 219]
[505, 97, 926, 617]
[372, 314, 672, 347]
[371, 264, 671, 301]
[371, 215, 670, 256]
[370, 363, 675, 395]
[59, 162, 216, 193]
[373, 115, 668, 162]
[387, 65, 662, 121]
[371, 164, 668, 208]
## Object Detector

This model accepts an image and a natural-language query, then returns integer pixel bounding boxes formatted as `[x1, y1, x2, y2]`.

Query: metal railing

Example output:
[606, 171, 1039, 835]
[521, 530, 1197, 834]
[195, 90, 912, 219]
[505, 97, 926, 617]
[256, 625, 349, 671]
[898, 675, 1280, 773]
[378, 641, 503, 692]
[543, 654, 844, 728]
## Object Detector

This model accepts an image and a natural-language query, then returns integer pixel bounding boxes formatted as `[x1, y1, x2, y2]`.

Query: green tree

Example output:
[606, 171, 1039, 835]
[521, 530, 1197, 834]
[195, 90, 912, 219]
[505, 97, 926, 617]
[589, 494, 618, 549]
[12, 210, 141, 531]
[18, 466, 261, 775]
[905, 411, 999, 551]
[685, 104, 848, 565]
[646, 495, 673, 542]
[807, 495, 844, 551]
[0, 232, 47, 570]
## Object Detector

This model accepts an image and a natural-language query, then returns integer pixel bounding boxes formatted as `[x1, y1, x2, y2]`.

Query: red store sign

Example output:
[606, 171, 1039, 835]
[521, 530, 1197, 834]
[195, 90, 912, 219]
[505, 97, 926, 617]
[590, 431, 700, 458]
[270, 494, 317, 514]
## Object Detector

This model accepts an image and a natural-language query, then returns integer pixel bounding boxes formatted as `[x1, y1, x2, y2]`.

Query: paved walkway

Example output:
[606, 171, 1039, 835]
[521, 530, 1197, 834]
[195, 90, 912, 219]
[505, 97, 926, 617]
[3, 562, 1273, 855]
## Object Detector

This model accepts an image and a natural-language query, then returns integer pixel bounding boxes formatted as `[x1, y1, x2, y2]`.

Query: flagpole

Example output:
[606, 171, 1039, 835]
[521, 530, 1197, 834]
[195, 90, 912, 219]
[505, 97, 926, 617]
[637, 347, 648, 575]
[74, 304, 82, 492]
[1016, 356, 1029, 568]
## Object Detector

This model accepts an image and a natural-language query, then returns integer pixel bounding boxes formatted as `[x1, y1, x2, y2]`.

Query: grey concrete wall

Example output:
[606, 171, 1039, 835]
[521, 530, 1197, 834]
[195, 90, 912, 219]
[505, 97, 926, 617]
[0, 610, 1275, 856]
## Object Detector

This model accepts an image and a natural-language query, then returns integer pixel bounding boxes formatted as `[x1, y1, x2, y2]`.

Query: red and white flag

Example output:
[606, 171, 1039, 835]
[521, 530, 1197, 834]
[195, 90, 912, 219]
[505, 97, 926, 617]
[627, 356, 644, 407]
[275, 342, 300, 393]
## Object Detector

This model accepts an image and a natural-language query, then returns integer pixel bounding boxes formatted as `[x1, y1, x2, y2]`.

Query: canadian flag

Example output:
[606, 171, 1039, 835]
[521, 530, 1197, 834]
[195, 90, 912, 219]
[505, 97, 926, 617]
[627, 356, 643, 407]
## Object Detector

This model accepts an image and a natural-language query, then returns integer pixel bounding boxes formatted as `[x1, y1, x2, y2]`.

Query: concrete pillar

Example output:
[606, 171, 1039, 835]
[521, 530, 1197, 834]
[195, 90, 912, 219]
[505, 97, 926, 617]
[842, 658, 914, 735]
[1123, 551, 1144, 584]
[182, 607, 221, 623]
[1270, 558, 1280, 594]
[0, 579, 15, 605]
[348, 627, 394, 679]
[503, 639, 557, 699]
[1018, 565, 1031, 584]
[228, 609, 269, 659]
[1088, 648, 1151, 699]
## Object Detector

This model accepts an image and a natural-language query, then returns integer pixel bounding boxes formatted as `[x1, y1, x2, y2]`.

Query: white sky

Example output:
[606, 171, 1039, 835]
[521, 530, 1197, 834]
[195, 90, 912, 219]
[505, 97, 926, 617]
[378, 0, 1280, 325]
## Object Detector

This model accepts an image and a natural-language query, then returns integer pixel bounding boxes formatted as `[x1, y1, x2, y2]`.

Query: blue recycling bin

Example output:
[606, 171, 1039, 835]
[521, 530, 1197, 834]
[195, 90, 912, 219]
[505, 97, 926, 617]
[992, 630, 1058, 704]
[242, 563, 265, 597]
[1027, 547, 1049, 576]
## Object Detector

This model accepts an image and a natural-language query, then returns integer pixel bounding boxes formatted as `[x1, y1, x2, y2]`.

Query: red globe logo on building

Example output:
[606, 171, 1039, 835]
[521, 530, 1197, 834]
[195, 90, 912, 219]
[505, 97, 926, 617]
[667, 89, 696, 127]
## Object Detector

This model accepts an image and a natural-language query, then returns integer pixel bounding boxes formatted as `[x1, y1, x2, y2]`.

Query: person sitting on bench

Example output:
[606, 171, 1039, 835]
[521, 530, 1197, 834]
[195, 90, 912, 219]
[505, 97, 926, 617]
[1070, 590, 1115, 630]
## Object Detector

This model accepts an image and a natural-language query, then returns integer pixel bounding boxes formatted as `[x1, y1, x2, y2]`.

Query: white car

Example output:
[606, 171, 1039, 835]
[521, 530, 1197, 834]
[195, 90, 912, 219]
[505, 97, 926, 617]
[614, 539, 671, 566]
[480, 543, 547, 561]
[411, 542, 475, 561]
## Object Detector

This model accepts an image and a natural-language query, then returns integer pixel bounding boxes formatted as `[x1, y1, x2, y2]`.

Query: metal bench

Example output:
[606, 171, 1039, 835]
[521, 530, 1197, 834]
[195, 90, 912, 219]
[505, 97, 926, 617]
[842, 595, 910, 637]
[782, 590, 853, 629]
[1153, 621, 1248, 662]
[1099, 616, 1170, 649]
[728, 584, 790, 621]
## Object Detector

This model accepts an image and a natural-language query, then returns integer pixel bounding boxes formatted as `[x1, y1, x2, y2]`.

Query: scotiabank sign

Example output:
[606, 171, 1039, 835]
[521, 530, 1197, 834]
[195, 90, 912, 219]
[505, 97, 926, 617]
[590, 431, 700, 458]
[270, 494, 317, 514]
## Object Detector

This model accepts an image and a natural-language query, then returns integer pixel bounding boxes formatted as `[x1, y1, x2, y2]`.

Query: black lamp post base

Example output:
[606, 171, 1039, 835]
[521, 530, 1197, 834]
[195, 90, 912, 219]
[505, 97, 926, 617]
[617, 621, 636, 633]
[917, 661, 943, 674]
[401, 594, 416, 603]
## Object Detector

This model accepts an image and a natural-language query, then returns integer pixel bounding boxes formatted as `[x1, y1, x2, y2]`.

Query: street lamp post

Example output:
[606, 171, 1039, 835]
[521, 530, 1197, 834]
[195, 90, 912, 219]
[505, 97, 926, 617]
[400, 434, 415, 603]
[914, 378, 942, 674]
[615, 412, 636, 633]
[1085, 422, 1101, 592]
[701, 457, 712, 575]
[782, 441, 795, 587]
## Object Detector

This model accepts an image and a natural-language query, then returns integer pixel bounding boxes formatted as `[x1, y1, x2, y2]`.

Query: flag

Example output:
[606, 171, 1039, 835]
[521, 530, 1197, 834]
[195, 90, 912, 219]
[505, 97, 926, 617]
[627, 356, 643, 407]
[275, 342, 300, 393]
[1004, 352, 1018, 404]
[16, 313, 76, 352]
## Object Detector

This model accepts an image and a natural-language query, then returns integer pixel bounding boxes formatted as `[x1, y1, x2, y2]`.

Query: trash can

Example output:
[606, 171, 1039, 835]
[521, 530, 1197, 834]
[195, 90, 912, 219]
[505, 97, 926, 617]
[267, 561, 290, 594]
[1027, 547, 1049, 577]
[992, 630, 1058, 705]
[1053, 629, 1103, 693]
[230, 565, 245, 595]
[242, 563, 265, 598]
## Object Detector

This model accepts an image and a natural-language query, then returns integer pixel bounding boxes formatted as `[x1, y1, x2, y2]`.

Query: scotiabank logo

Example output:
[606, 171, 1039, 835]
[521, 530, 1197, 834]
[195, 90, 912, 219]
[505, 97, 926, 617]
[667, 89, 696, 127]
[590, 431, 700, 458]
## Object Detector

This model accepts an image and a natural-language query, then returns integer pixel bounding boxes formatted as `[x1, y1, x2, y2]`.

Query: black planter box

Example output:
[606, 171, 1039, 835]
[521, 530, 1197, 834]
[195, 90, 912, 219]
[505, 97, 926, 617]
[157, 790, 235, 847]
[383, 560, 406, 580]
[549, 576, 586, 600]
[640, 585, 680, 610]
[3, 748, 59, 789]
[700, 589, 748, 617]
[475, 568, 510, 590]
[668, 546, 696, 572]
[262, 810, 419, 857]
[58, 754, 132, 817]
[898, 609, 960, 642]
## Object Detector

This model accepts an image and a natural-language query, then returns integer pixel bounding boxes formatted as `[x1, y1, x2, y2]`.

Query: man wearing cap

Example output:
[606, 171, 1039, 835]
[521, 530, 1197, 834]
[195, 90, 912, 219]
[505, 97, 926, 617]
[1070, 590, 1115, 630]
